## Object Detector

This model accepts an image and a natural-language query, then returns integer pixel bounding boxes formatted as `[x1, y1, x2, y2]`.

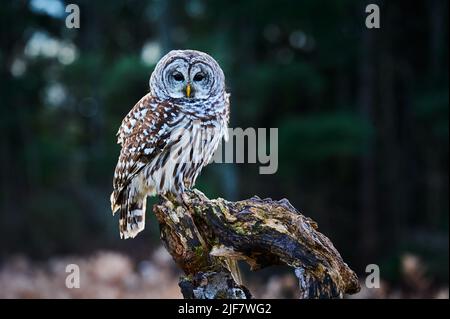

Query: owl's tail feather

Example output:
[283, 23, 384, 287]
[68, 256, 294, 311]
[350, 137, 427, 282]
[110, 187, 146, 239]
[110, 190, 120, 213]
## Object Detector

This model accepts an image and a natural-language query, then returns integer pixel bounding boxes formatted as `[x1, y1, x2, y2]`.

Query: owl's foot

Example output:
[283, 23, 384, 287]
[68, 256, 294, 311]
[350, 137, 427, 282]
[161, 192, 176, 203]
[160, 191, 190, 208]
[180, 192, 191, 207]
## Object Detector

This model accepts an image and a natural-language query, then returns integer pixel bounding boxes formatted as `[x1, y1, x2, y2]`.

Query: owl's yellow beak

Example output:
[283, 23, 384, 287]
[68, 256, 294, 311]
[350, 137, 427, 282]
[186, 83, 191, 97]
[185, 83, 191, 98]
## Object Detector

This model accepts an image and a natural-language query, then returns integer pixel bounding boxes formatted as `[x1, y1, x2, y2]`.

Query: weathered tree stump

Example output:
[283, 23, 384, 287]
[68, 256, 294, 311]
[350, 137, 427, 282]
[153, 189, 360, 299]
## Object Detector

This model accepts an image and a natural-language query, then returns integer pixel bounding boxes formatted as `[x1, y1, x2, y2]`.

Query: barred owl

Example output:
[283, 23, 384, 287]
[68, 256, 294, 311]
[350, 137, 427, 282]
[110, 50, 230, 239]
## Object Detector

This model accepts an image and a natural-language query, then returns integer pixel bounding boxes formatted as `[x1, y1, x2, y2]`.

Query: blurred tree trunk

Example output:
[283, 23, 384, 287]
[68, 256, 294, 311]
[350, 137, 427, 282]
[0, 2, 36, 253]
[156, 0, 173, 52]
[358, 26, 377, 262]
[425, 0, 446, 228]
[428, 0, 445, 81]
[0, 67, 14, 254]
[378, 3, 409, 248]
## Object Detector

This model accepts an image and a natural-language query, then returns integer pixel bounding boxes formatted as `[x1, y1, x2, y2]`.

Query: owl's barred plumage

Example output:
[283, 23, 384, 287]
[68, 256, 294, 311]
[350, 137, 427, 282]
[111, 50, 229, 239]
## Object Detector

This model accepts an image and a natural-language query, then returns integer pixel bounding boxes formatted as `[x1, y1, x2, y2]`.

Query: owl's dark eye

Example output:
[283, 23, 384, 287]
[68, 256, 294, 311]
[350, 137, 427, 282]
[193, 72, 205, 82]
[172, 72, 184, 82]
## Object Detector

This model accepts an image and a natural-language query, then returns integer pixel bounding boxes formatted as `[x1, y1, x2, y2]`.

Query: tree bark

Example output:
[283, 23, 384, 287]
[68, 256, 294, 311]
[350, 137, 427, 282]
[153, 189, 360, 299]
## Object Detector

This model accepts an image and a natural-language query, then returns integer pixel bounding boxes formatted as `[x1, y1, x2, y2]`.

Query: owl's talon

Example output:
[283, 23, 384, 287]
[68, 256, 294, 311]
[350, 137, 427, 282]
[160, 192, 174, 204]
[181, 192, 191, 206]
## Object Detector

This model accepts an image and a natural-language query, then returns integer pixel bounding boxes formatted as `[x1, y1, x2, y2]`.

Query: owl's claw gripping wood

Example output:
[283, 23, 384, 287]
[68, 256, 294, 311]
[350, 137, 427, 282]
[160, 191, 190, 207]
[160, 192, 176, 203]
[180, 191, 193, 207]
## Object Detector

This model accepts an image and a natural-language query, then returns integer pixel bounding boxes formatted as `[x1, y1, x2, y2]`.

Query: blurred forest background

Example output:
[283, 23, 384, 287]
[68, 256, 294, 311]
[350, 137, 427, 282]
[0, 0, 448, 298]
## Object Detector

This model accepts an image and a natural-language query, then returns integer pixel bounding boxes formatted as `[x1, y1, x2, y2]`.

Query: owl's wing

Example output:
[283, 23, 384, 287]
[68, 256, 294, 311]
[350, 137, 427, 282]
[111, 94, 176, 210]
[116, 93, 153, 146]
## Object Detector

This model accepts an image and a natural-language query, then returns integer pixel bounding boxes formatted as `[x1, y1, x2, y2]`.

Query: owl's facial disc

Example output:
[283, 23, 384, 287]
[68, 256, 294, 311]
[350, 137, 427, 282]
[162, 59, 189, 99]
[153, 50, 225, 100]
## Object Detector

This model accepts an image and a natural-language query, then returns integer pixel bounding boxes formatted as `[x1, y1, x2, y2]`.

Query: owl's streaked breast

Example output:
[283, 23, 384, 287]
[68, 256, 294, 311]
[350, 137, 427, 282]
[141, 106, 227, 195]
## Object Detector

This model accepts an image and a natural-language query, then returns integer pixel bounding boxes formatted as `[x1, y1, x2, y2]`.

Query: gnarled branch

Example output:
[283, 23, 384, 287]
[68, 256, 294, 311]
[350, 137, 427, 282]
[153, 189, 360, 299]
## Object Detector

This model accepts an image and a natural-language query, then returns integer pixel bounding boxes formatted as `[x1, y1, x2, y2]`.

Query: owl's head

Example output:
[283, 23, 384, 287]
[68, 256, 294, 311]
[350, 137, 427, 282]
[149, 50, 225, 100]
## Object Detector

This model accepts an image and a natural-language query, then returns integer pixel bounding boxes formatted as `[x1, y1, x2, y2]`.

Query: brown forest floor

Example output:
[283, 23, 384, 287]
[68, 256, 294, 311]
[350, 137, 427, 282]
[0, 248, 448, 299]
